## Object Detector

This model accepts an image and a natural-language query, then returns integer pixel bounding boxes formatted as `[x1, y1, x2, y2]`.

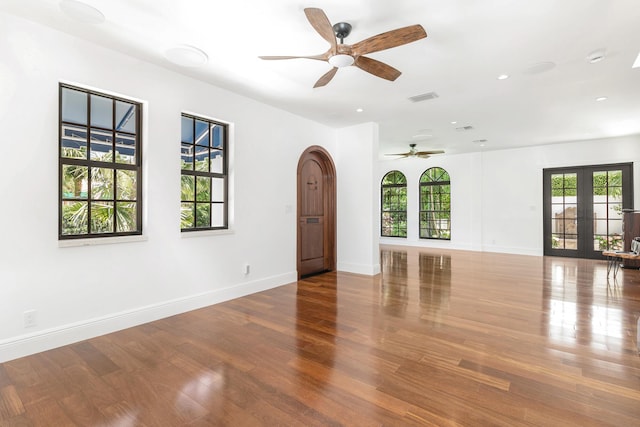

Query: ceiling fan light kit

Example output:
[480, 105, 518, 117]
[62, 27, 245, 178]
[259, 7, 427, 87]
[328, 54, 354, 68]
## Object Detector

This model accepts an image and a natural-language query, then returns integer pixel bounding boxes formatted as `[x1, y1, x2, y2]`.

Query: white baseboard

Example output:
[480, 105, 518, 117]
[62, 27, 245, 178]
[0, 272, 296, 363]
[379, 239, 542, 257]
[480, 245, 542, 257]
[379, 238, 473, 251]
[338, 262, 380, 276]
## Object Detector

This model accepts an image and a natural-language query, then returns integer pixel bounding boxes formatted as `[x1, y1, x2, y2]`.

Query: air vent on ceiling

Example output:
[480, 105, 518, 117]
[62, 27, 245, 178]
[408, 92, 439, 102]
[456, 125, 474, 131]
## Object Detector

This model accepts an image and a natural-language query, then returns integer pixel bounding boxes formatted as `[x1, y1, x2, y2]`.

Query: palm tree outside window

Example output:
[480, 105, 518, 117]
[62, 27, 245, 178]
[59, 84, 142, 239]
[180, 113, 228, 231]
[419, 167, 450, 240]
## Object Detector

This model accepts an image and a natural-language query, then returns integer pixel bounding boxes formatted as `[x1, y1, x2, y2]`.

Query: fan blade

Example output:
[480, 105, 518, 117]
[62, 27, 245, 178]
[352, 24, 427, 56]
[385, 153, 411, 157]
[415, 150, 444, 155]
[304, 8, 337, 52]
[313, 67, 338, 88]
[354, 56, 401, 81]
[259, 53, 327, 61]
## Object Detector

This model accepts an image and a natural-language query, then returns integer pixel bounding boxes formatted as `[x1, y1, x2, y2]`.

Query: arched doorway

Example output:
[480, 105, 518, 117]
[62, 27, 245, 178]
[297, 146, 336, 278]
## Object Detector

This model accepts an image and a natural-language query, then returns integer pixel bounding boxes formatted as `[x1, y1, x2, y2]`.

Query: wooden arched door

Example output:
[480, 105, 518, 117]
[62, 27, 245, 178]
[297, 146, 336, 278]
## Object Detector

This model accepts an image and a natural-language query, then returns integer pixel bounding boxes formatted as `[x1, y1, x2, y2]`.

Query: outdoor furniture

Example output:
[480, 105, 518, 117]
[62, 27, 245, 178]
[602, 250, 640, 278]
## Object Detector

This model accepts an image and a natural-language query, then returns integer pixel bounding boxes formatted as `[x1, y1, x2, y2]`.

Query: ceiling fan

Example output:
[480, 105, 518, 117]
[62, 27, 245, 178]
[387, 143, 444, 159]
[259, 7, 427, 88]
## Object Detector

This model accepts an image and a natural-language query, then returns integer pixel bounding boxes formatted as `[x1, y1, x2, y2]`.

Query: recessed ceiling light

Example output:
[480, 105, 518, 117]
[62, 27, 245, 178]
[587, 49, 606, 63]
[633, 52, 640, 68]
[497, 74, 509, 80]
[165, 45, 208, 67]
[596, 96, 608, 102]
[59, 0, 105, 24]
[450, 121, 457, 125]
[356, 108, 363, 113]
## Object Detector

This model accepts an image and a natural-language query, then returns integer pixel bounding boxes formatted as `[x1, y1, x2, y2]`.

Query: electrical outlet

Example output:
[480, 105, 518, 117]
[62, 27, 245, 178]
[24, 310, 37, 328]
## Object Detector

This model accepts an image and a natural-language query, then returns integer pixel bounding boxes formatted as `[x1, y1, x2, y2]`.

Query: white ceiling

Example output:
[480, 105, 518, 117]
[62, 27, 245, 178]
[2, 0, 640, 157]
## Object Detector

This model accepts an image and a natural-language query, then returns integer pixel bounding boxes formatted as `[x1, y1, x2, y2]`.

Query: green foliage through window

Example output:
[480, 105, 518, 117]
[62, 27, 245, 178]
[548, 168, 626, 253]
[381, 171, 407, 237]
[419, 167, 451, 240]
[180, 114, 228, 231]
[59, 85, 141, 238]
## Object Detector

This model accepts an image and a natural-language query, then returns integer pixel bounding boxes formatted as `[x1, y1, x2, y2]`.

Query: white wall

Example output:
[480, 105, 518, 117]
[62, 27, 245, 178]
[3, 10, 637, 363]
[0, 12, 342, 362]
[481, 136, 640, 255]
[379, 152, 483, 251]
[336, 123, 380, 275]
[379, 136, 640, 255]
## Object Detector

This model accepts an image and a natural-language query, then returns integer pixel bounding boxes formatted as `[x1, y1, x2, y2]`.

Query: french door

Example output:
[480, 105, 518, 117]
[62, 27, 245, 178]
[543, 163, 633, 259]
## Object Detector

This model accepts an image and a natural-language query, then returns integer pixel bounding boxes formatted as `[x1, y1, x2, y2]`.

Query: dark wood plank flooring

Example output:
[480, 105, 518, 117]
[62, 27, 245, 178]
[2, 245, 640, 426]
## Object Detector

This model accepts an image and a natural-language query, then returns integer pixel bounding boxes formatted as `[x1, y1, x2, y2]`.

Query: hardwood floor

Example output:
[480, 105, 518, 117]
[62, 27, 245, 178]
[2, 245, 640, 426]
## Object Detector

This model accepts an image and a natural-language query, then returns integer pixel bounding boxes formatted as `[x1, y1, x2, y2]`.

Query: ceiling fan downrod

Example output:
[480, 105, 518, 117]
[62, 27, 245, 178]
[332, 22, 352, 44]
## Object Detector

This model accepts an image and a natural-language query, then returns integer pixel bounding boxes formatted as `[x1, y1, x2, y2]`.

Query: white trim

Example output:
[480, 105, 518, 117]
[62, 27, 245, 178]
[58, 234, 148, 247]
[338, 262, 381, 276]
[378, 239, 541, 256]
[0, 272, 297, 363]
[480, 244, 542, 257]
[379, 237, 472, 251]
[180, 228, 235, 238]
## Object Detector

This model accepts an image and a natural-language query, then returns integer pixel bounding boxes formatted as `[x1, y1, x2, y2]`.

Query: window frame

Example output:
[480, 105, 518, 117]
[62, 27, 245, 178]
[180, 113, 229, 232]
[419, 167, 451, 240]
[381, 170, 408, 238]
[58, 83, 143, 240]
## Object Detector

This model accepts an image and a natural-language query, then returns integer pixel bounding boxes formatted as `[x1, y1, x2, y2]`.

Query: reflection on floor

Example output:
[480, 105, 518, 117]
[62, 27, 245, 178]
[379, 245, 638, 352]
[1, 245, 640, 426]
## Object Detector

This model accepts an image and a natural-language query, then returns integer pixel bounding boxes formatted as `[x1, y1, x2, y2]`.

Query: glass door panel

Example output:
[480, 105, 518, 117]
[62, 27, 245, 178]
[544, 164, 632, 259]
[592, 169, 623, 252]
[550, 172, 578, 251]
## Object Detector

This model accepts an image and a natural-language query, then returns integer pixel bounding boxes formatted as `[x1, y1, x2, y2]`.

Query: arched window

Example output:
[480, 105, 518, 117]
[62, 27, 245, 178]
[420, 167, 451, 240]
[381, 171, 407, 237]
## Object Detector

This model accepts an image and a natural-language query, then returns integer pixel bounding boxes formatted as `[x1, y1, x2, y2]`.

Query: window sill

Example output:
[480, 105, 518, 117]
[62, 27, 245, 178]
[58, 234, 148, 248]
[181, 228, 235, 238]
